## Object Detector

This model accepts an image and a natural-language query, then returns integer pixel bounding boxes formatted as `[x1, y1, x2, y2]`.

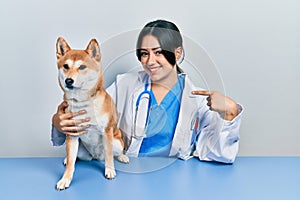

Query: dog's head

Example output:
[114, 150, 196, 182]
[56, 37, 102, 92]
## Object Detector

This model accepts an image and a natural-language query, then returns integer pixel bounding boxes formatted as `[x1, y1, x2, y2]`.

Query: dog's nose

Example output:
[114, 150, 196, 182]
[65, 78, 74, 88]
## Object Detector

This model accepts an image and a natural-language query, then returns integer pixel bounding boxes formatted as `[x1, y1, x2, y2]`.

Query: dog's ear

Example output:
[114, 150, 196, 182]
[56, 37, 71, 59]
[86, 39, 101, 62]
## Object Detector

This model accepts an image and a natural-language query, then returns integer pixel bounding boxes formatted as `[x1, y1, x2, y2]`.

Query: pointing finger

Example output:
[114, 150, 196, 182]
[192, 90, 212, 96]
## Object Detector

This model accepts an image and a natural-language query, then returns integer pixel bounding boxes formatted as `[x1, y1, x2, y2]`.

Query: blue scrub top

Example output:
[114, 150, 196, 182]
[139, 76, 184, 156]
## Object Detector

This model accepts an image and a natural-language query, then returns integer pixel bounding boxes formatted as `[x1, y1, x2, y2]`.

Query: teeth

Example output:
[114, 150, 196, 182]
[149, 66, 161, 73]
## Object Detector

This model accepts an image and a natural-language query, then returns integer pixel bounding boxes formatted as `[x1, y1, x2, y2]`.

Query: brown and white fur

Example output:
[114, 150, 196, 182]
[55, 37, 129, 190]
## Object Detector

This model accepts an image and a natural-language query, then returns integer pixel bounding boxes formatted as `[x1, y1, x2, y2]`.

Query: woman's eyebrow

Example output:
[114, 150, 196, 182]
[152, 47, 162, 51]
[140, 47, 162, 51]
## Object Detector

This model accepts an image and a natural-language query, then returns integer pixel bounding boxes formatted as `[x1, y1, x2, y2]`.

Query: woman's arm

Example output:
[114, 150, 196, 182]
[192, 91, 243, 163]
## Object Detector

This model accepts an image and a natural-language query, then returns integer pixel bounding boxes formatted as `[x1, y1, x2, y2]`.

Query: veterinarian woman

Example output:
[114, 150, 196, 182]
[51, 19, 243, 163]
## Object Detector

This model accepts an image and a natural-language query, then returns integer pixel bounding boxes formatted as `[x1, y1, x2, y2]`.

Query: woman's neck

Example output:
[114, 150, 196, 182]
[151, 71, 178, 105]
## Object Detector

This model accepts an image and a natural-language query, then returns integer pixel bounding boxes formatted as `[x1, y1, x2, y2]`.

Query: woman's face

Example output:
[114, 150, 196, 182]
[139, 35, 177, 82]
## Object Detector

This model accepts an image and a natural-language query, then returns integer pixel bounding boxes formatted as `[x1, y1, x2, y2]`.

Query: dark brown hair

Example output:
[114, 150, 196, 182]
[136, 19, 184, 73]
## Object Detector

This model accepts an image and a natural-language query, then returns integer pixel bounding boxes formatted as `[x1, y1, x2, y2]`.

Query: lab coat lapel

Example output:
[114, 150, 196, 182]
[170, 75, 199, 158]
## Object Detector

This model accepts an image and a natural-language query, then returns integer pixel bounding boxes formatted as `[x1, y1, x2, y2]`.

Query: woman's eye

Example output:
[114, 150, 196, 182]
[63, 64, 69, 69]
[140, 51, 148, 57]
[79, 65, 87, 70]
[155, 50, 162, 55]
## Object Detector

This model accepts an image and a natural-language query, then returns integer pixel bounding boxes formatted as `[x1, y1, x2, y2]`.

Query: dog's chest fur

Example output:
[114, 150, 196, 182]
[67, 93, 109, 160]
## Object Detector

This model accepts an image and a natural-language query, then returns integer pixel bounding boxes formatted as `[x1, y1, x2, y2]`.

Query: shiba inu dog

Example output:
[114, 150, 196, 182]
[55, 37, 129, 190]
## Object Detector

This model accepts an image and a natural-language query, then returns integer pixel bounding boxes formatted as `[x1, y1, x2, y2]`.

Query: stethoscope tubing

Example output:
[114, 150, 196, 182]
[135, 82, 152, 127]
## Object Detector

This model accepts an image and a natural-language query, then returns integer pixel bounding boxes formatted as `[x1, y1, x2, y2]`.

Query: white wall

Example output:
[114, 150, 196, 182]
[0, 0, 299, 157]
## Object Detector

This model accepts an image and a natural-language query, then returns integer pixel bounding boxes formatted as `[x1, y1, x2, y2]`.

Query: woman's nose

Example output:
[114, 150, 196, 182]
[147, 52, 156, 65]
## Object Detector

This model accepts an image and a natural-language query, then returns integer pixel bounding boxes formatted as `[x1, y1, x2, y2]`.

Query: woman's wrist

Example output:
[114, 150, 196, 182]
[52, 113, 62, 132]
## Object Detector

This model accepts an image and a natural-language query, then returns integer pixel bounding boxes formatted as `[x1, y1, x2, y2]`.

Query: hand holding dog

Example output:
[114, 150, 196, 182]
[192, 90, 238, 121]
[52, 101, 90, 136]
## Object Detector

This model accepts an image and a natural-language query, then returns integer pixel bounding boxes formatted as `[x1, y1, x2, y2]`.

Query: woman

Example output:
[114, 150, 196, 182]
[52, 19, 243, 163]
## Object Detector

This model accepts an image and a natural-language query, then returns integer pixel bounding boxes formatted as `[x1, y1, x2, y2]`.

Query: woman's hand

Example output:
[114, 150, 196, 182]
[52, 101, 90, 136]
[192, 90, 239, 121]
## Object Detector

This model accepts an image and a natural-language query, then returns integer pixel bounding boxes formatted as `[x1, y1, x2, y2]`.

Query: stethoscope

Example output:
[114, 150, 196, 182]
[133, 80, 152, 139]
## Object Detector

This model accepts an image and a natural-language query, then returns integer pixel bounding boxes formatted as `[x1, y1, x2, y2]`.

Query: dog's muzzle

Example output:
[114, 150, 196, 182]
[65, 78, 74, 89]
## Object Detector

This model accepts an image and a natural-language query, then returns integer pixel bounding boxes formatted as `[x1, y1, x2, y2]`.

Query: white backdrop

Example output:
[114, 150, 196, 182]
[0, 0, 299, 157]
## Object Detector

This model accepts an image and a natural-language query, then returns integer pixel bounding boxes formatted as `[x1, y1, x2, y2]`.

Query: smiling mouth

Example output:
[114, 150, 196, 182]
[148, 66, 162, 74]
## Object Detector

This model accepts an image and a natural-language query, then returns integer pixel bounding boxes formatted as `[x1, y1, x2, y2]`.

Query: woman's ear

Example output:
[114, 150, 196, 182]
[175, 47, 183, 62]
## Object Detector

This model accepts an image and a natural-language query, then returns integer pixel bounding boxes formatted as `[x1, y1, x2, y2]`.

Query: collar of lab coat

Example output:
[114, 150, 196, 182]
[169, 73, 203, 158]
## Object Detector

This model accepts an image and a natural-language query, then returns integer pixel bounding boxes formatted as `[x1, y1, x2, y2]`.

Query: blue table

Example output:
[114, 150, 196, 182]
[0, 157, 299, 200]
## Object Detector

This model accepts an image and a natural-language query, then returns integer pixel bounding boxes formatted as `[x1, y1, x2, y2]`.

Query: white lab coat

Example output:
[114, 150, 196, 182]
[107, 71, 243, 163]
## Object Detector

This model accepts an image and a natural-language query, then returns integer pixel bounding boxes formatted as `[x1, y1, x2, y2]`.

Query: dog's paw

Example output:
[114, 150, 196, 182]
[56, 177, 71, 191]
[105, 167, 116, 179]
[117, 154, 130, 164]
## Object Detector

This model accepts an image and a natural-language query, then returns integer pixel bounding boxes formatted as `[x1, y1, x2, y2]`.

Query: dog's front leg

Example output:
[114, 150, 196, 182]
[56, 136, 79, 190]
[104, 127, 116, 179]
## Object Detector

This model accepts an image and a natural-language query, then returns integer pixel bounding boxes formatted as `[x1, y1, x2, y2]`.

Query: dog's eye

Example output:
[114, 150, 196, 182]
[79, 65, 87, 70]
[63, 64, 69, 70]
